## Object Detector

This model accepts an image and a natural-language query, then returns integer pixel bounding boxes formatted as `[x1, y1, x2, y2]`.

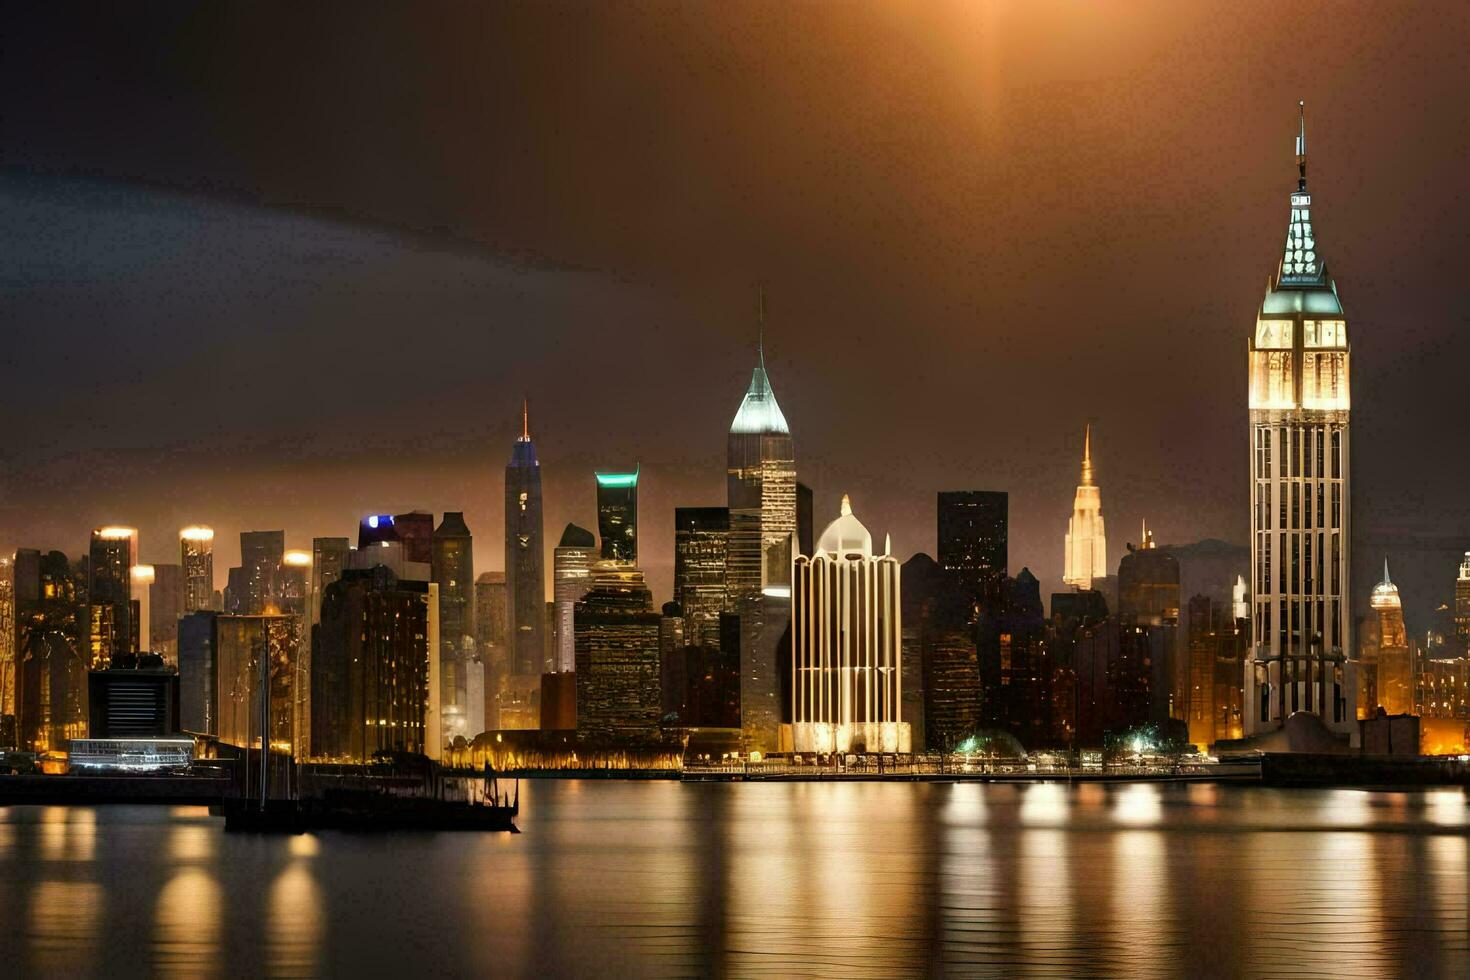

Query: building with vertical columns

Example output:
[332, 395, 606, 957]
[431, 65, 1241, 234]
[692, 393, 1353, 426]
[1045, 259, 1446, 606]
[1063, 424, 1107, 590]
[1243, 103, 1356, 738]
[789, 496, 908, 754]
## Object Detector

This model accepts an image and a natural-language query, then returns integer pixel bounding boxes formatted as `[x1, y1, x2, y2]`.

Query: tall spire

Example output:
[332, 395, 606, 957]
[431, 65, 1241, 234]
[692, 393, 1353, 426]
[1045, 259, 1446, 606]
[1295, 100, 1307, 192]
[757, 285, 766, 370]
[1080, 423, 1094, 487]
[519, 397, 531, 443]
[1381, 557, 1392, 587]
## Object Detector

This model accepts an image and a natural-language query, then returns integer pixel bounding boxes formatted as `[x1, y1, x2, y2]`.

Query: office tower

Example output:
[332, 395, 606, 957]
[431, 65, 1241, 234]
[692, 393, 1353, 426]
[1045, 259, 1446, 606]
[506, 402, 547, 677]
[392, 512, 435, 565]
[278, 551, 311, 617]
[937, 491, 1007, 604]
[87, 654, 179, 738]
[1370, 561, 1413, 715]
[239, 530, 285, 614]
[673, 507, 729, 649]
[796, 482, 814, 560]
[433, 512, 477, 742]
[476, 572, 509, 728]
[574, 562, 662, 742]
[903, 553, 976, 752]
[727, 336, 796, 599]
[178, 610, 218, 734]
[148, 563, 184, 663]
[180, 526, 215, 613]
[312, 567, 431, 761]
[977, 570, 1051, 746]
[553, 523, 596, 673]
[0, 557, 13, 735]
[311, 538, 350, 627]
[1117, 526, 1181, 723]
[1186, 594, 1249, 747]
[131, 564, 154, 659]
[738, 590, 789, 754]
[791, 496, 907, 754]
[88, 526, 138, 668]
[659, 601, 687, 723]
[214, 614, 301, 753]
[1455, 553, 1470, 647]
[1244, 103, 1355, 737]
[1063, 424, 1108, 590]
[596, 470, 639, 563]
[13, 550, 87, 752]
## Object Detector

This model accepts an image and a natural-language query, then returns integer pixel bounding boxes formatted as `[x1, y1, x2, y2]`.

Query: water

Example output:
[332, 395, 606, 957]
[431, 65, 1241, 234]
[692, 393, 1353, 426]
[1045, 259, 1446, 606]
[0, 781, 1466, 977]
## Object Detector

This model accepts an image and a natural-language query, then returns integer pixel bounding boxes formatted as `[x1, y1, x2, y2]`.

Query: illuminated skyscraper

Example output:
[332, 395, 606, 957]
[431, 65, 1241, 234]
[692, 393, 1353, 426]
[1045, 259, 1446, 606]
[432, 512, 478, 741]
[88, 526, 137, 668]
[727, 329, 796, 599]
[1244, 104, 1355, 738]
[574, 562, 662, 742]
[596, 470, 639, 562]
[1369, 560, 1413, 715]
[240, 530, 285, 615]
[552, 523, 596, 673]
[13, 549, 87, 751]
[505, 401, 546, 677]
[673, 507, 729, 648]
[180, 526, 215, 613]
[1063, 425, 1107, 590]
[0, 557, 13, 730]
[215, 613, 302, 754]
[790, 496, 908, 753]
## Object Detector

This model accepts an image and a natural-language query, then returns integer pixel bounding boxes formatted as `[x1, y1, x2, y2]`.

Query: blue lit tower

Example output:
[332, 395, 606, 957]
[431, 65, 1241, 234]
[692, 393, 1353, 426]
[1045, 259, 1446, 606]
[505, 400, 547, 677]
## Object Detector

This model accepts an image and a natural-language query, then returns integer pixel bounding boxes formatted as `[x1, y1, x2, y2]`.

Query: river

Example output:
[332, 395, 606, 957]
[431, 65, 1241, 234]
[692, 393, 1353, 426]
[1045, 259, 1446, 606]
[0, 780, 1466, 977]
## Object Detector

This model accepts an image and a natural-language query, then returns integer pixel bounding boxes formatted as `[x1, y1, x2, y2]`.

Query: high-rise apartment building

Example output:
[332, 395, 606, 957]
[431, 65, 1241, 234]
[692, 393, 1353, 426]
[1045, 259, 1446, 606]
[1063, 425, 1107, 590]
[87, 526, 137, 668]
[1244, 104, 1356, 738]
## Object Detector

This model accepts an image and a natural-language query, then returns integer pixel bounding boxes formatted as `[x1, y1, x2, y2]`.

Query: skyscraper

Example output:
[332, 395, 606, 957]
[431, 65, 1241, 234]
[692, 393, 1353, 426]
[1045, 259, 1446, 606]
[87, 526, 137, 668]
[791, 496, 907, 754]
[1455, 553, 1470, 647]
[432, 512, 477, 741]
[1369, 561, 1413, 716]
[727, 332, 796, 599]
[0, 557, 13, 734]
[13, 549, 86, 752]
[552, 523, 596, 674]
[574, 562, 662, 742]
[312, 566, 431, 761]
[311, 537, 350, 627]
[1063, 424, 1107, 590]
[240, 530, 285, 615]
[180, 526, 215, 613]
[1244, 104, 1355, 737]
[595, 471, 639, 563]
[1117, 526, 1181, 725]
[148, 563, 184, 663]
[937, 491, 1007, 604]
[505, 402, 546, 677]
[213, 613, 301, 753]
[673, 507, 729, 649]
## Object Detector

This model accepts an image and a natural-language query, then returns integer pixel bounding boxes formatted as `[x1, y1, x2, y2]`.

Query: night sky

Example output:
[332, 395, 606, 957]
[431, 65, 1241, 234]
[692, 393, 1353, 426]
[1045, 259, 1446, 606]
[3, 2, 1469, 622]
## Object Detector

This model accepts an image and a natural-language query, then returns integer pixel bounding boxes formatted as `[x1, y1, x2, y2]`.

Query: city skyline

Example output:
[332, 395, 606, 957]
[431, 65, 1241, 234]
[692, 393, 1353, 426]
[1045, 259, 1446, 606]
[3, 4, 1468, 622]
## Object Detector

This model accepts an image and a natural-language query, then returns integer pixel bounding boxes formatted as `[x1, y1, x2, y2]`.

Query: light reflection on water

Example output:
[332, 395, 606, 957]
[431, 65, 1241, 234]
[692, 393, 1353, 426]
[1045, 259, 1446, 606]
[0, 782, 1465, 977]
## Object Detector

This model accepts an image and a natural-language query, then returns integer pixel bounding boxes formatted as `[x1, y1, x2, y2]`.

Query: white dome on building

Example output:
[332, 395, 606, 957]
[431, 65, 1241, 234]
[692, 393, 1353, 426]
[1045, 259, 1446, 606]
[817, 495, 873, 558]
[1370, 559, 1401, 610]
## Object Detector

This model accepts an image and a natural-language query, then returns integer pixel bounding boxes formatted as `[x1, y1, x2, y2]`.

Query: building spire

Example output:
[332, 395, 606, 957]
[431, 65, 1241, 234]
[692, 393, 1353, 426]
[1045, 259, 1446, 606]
[1381, 556, 1392, 586]
[840, 494, 852, 517]
[1080, 423, 1094, 486]
[757, 285, 766, 370]
[519, 397, 530, 443]
[1295, 100, 1307, 192]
